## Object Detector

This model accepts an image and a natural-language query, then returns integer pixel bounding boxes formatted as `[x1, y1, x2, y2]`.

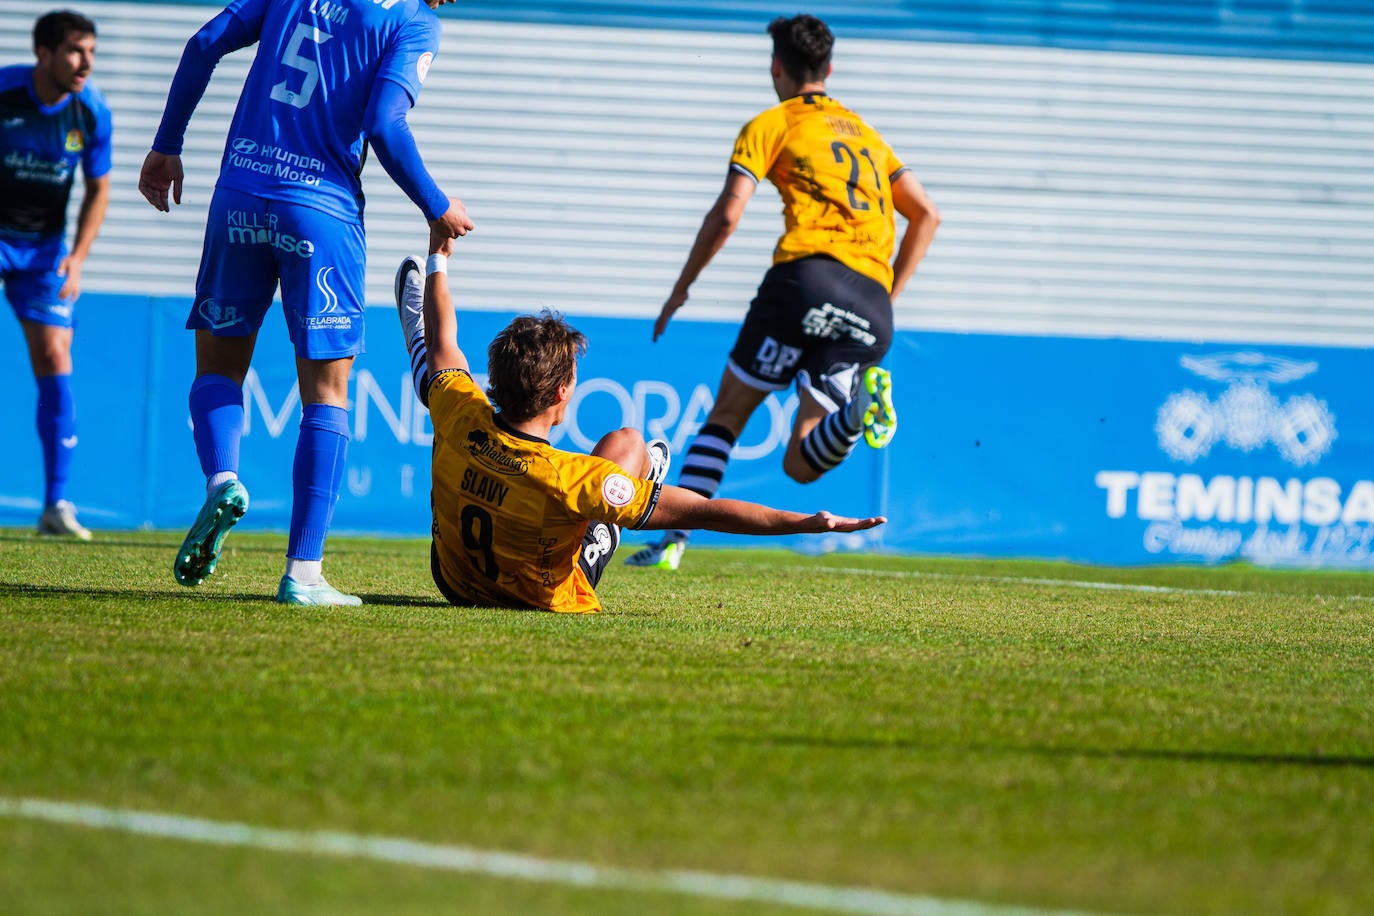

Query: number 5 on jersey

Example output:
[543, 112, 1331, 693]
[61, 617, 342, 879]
[272, 23, 331, 109]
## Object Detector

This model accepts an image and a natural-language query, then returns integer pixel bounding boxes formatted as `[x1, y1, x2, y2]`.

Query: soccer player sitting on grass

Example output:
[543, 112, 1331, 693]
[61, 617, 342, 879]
[394, 244, 887, 614]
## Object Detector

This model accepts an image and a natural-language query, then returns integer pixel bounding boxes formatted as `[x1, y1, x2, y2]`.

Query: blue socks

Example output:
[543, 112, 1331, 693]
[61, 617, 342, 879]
[35, 374, 75, 507]
[189, 374, 348, 565]
[189, 373, 244, 482]
[288, 403, 350, 562]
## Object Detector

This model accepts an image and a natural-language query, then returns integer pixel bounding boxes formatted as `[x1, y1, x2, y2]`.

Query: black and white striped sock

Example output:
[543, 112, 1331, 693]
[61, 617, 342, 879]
[670, 423, 737, 540]
[406, 330, 430, 408]
[799, 402, 864, 475]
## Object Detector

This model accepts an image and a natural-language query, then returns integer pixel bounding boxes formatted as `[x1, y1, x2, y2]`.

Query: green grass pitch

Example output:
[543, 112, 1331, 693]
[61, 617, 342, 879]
[2, 529, 1373, 914]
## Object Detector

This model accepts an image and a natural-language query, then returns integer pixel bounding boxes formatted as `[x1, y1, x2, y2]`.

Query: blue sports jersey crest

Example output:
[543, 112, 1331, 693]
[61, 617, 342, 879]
[215, 0, 441, 222]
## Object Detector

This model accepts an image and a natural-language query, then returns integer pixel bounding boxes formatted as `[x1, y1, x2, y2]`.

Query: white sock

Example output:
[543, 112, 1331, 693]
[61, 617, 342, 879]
[207, 471, 239, 494]
[285, 558, 323, 585]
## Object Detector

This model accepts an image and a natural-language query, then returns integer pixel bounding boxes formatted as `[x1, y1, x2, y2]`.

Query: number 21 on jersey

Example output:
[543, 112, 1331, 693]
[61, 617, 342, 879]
[831, 141, 886, 214]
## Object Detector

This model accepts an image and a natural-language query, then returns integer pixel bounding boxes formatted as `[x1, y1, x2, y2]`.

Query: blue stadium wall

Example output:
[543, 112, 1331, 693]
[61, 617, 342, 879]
[5, 292, 1374, 567]
[125, 0, 1374, 64]
[1, 0, 1371, 567]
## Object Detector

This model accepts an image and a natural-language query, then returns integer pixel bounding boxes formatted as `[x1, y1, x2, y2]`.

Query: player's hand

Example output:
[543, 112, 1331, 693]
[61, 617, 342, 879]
[138, 151, 184, 211]
[429, 198, 473, 255]
[806, 511, 887, 533]
[653, 289, 687, 342]
[56, 256, 83, 301]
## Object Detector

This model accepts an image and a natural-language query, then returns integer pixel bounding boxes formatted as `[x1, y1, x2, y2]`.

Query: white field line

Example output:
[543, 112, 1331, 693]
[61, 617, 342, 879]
[738, 562, 1374, 604]
[0, 797, 1085, 916]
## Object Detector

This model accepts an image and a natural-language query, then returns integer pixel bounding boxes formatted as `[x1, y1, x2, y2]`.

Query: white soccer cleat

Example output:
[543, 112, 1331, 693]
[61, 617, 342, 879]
[394, 255, 430, 405]
[37, 500, 92, 540]
[624, 441, 680, 568]
[394, 255, 426, 349]
[646, 438, 671, 484]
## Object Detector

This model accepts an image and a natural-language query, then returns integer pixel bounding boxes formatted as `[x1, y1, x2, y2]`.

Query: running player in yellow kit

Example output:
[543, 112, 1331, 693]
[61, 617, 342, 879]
[627, 14, 941, 572]
[394, 246, 887, 614]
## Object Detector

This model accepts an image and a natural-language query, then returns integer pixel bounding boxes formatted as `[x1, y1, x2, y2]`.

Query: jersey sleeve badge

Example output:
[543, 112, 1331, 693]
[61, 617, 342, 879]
[601, 473, 636, 507]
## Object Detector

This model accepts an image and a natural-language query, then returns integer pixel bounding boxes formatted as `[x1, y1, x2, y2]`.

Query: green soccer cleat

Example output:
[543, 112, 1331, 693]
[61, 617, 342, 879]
[861, 366, 896, 449]
[174, 480, 249, 586]
[623, 534, 686, 570]
[276, 575, 363, 607]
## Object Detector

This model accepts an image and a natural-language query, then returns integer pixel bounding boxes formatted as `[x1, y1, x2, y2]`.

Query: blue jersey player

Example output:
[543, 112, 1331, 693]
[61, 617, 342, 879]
[1, 10, 112, 541]
[139, 0, 472, 605]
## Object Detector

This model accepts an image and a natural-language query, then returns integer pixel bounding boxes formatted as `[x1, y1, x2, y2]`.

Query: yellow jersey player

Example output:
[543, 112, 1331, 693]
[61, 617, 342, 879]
[394, 246, 888, 614]
[627, 13, 940, 573]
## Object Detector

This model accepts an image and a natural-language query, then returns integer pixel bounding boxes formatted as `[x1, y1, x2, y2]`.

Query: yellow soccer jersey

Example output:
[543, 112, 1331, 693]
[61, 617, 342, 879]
[730, 93, 908, 292]
[427, 369, 661, 614]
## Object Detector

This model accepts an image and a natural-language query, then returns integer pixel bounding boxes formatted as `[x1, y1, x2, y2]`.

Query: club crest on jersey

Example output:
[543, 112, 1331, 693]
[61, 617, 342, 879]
[465, 430, 529, 476]
[602, 474, 636, 507]
[416, 52, 433, 83]
[64, 130, 83, 153]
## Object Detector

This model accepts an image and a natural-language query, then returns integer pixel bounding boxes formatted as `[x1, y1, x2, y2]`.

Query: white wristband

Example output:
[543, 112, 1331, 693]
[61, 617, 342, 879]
[426, 254, 448, 276]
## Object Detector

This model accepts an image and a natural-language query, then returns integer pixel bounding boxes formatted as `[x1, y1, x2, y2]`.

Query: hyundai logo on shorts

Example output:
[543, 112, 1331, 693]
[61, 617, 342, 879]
[232, 137, 259, 155]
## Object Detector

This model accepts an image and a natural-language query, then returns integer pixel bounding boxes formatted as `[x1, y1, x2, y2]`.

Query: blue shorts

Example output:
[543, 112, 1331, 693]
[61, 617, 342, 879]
[0, 233, 75, 328]
[189, 187, 367, 358]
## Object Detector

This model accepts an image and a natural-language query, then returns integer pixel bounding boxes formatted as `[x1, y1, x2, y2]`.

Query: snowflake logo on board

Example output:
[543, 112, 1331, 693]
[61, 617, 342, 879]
[1155, 351, 1335, 466]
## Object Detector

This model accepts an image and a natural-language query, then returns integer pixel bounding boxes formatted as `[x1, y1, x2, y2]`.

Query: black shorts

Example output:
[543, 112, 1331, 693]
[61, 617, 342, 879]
[576, 521, 620, 587]
[727, 256, 893, 410]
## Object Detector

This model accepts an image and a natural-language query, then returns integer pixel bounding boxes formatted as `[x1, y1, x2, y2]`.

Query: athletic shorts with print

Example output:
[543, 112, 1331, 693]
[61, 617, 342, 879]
[727, 254, 894, 412]
[187, 187, 367, 359]
[0, 233, 76, 328]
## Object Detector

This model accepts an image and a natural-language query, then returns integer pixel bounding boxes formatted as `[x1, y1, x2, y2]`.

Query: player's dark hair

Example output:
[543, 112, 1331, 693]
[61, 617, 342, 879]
[487, 310, 587, 423]
[767, 14, 833, 85]
[33, 9, 96, 51]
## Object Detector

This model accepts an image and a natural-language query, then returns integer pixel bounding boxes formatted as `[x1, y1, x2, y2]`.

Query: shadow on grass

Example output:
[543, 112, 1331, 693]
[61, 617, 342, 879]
[356, 593, 454, 609]
[0, 531, 287, 555]
[0, 581, 451, 609]
[739, 733, 1374, 769]
[0, 581, 273, 604]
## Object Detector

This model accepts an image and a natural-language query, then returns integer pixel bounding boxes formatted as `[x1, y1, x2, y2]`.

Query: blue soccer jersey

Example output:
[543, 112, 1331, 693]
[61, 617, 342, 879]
[0, 63, 112, 241]
[212, 0, 441, 223]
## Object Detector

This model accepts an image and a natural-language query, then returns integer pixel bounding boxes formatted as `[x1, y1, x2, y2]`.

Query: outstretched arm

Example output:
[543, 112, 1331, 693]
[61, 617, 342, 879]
[422, 243, 469, 377]
[643, 483, 885, 536]
[888, 170, 940, 302]
[363, 78, 473, 249]
[653, 170, 756, 341]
